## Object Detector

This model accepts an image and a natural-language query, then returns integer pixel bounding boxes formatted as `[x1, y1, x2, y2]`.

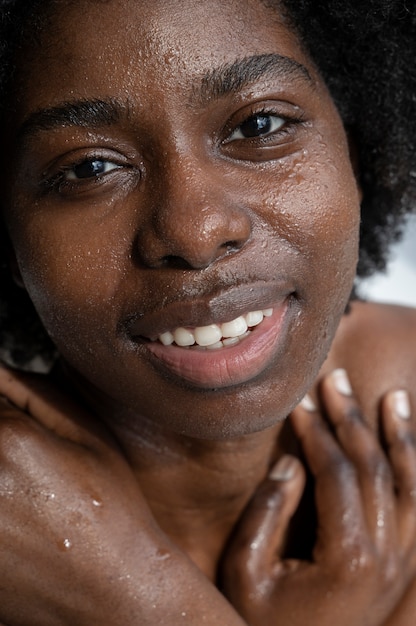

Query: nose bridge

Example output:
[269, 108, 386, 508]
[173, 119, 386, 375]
[160, 154, 226, 244]
[138, 149, 252, 269]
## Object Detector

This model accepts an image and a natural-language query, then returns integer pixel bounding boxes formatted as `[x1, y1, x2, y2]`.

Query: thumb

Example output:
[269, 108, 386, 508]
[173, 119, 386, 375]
[222, 455, 305, 598]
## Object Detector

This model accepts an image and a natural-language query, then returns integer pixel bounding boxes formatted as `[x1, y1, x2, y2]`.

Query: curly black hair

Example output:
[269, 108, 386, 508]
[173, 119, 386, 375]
[0, 0, 415, 367]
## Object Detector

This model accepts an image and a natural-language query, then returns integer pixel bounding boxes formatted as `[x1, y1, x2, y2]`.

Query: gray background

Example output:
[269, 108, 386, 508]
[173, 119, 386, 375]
[359, 214, 416, 307]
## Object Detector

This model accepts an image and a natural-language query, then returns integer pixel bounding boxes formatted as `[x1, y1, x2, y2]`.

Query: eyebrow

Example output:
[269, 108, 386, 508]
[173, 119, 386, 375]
[195, 53, 314, 104]
[16, 53, 313, 141]
[17, 98, 128, 143]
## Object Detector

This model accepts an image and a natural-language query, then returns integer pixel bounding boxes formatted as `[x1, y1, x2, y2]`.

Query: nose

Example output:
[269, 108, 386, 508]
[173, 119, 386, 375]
[134, 157, 252, 270]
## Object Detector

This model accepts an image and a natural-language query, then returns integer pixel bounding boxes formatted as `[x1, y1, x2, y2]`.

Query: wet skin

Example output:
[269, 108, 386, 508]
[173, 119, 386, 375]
[1, 0, 361, 576]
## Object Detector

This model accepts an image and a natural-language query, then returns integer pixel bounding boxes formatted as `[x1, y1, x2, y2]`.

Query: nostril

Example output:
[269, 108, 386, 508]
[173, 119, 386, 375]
[133, 209, 251, 269]
[160, 255, 194, 269]
[223, 240, 242, 254]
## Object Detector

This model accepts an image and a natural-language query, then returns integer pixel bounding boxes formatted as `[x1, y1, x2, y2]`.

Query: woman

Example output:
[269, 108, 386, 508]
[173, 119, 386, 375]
[0, 0, 415, 623]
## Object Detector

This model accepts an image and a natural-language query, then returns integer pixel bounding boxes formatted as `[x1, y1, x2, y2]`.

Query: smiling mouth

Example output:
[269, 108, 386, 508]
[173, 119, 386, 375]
[153, 308, 274, 350]
[141, 299, 292, 389]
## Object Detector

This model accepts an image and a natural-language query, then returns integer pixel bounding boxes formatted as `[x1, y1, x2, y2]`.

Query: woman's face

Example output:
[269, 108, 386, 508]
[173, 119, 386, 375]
[2, 0, 360, 438]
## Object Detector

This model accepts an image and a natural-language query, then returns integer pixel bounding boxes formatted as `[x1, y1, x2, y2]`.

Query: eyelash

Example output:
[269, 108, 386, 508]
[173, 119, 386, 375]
[39, 106, 305, 195]
[41, 156, 128, 195]
[224, 106, 305, 144]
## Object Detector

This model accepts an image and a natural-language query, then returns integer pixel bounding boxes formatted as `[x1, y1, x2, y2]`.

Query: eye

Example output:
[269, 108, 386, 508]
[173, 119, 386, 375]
[64, 159, 121, 181]
[227, 113, 286, 142]
[40, 152, 135, 197]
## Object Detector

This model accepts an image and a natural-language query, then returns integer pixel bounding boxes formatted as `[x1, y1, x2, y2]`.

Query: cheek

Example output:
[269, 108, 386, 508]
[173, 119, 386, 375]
[8, 209, 131, 357]
[252, 142, 360, 376]
[260, 142, 360, 297]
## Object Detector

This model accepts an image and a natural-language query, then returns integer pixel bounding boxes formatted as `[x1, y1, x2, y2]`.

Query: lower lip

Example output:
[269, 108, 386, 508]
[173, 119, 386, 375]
[142, 299, 292, 389]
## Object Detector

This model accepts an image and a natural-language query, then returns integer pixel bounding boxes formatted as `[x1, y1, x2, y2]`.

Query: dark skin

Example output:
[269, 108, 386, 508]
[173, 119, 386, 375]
[321, 302, 416, 626]
[1, 346, 416, 625]
[3, 0, 360, 579]
[0, 0, 416, 623]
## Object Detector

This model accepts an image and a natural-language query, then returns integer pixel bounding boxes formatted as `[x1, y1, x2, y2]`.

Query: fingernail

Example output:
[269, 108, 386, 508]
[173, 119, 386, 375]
[393, 390, 411, 420]
[332, 368, 353, 396]
[269, 455, 296, 481]
[300, 393, 317, 412]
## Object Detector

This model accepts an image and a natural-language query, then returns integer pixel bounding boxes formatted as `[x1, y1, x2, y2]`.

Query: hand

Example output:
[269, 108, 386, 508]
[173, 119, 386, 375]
[221, 369, 416, 626]
[0, 365, 246, 626]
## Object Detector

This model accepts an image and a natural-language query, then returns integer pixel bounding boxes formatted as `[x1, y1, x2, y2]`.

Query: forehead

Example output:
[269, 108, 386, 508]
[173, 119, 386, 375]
[13, 0, 315, 110]
[46, 0, 293, 55]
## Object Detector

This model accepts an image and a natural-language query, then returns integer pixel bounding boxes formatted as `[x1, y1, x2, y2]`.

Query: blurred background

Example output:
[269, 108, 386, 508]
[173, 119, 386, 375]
[358, 213, 416, 307]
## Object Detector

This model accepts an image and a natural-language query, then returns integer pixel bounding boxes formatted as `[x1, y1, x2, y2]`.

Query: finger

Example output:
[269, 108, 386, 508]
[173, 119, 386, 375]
[0, 363, 83, 423]
[381, 389, 416, 552]
[0, 364, 111, 446]
[291, 395, 370, 565]
[318, 369, 396, 548]
[224, 455, 305, 589]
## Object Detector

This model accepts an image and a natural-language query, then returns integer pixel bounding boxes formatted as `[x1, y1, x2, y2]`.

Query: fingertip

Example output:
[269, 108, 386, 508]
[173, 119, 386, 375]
[390, 389, 411, 421]
[269, 454, 299, 481]
[330, 368, 353, 397]
[299, 393, 317, 412]
[289, 393, 319, 437]
[382, 389, 412, 426]
[381, 389, 413, 443]
[290, 398, 319, 438]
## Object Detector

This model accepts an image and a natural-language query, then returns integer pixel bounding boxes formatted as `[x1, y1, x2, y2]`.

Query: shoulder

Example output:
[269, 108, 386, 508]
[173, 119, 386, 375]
[333, 300, 416, 357]
[320, 300, 416, 426]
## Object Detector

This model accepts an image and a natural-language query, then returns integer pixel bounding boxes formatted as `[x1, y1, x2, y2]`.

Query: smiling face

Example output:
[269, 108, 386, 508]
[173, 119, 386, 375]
[1, 0, 360, 439]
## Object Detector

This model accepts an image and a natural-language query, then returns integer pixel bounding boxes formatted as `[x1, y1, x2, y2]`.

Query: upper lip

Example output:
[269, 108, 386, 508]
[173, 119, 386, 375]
[125, 279, 295, 340]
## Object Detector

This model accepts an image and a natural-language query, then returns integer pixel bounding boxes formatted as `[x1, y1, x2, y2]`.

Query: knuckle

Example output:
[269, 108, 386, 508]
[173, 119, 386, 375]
[364, 453, 392, 485]
[245, 476, 296, 516]
[330, 542, 376, 585]
[396, 430, 416, 449]
[317, 451, 355, 482]
[222, 548, 267, 593]
[344, 404, 364, 422]
[329, 540, 403, 593]
[228, 528, 267, 564]
[252, 483, 287, 511]
[379, 555, 401, 588]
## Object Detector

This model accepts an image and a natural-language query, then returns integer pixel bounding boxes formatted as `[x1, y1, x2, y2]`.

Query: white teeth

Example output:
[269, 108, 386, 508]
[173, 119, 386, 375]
[222, 336, 240, 347]
[156, 308, 273, 348]
[159, 331, 174, 346]
[206, 341, 224, 350]
[194, 324, 223, 347]
[244, 310, 264, 327]
[221, 316, 248, 338]
[173, 327, 195, 347]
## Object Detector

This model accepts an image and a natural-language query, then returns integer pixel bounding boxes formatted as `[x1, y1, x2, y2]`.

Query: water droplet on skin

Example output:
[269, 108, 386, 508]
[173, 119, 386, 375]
[43, 492, 56, 501]
[377, 512, 385, 528]
[57, 538, 73, 551]
[349, 557, 359, 571]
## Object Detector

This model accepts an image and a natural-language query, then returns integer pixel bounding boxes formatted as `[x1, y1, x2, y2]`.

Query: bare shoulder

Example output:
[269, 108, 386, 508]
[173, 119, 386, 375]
[321, 300, 416, 425]
[333, 300, 416, 356]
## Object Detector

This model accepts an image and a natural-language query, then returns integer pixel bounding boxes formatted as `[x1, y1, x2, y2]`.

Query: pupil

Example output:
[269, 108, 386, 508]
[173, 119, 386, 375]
[241, 115, 271, 137]
[74, 160, 105, 179]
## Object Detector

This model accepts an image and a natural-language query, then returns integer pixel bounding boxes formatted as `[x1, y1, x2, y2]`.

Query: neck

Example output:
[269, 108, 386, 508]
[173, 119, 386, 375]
[111, 406, 284, 579]
[58, 364, 286, 580]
